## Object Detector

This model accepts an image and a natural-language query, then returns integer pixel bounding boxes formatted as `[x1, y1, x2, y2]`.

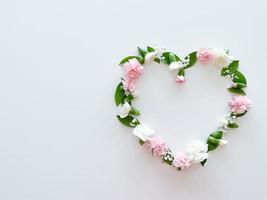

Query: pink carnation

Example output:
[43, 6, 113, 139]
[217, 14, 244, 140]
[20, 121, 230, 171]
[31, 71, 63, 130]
[122, 79, 136, 92]
[145, 136, 167, 157]
[175, 75, 185, 83]
[197, 48, 214, 64]
[173, 153, 191, 170]
[229, 96, 251, 114]
[124, 58, 143, 80]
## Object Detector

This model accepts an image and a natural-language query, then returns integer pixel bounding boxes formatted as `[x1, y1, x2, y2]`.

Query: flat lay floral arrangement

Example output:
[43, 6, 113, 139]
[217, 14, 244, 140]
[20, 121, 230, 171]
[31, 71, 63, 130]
[114, 45, 251, 171]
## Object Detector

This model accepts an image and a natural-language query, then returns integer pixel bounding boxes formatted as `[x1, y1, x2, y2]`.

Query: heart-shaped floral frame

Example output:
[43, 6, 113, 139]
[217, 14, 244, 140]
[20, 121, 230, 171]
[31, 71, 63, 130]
[114, 46, 251, 171]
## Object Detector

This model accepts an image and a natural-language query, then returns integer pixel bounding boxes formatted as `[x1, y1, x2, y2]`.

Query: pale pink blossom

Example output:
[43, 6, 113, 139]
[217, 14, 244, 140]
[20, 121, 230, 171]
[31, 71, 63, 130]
[175, 75, 185, 83]
[122, 79, 136, 92]
[145, 136, 167, 157]
[229, 96, 251, 113]
[173, 153, 191, 170]
[197, 48, 214, 64]
[124, 58, 143, 80]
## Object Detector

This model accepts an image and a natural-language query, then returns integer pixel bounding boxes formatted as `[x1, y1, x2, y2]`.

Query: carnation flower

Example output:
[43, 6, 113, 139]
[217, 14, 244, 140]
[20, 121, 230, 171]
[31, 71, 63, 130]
[133, 124, 155, 141]
[118, 102, 131, 118]
[173, 153, 191, 170]
[197, 48, 214, 64]
[185, 141, 208, 163]
[145, 136, 167, 157]
[124, 58, 143, 80]
[213, 49, 234, 68]
[122, 79, 136, 92]
[229, 96, 251, 114]
[145, 52, 157, 64]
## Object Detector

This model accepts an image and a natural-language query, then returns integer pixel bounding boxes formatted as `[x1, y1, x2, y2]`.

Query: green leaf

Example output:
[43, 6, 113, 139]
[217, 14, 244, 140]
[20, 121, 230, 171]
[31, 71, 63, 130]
[200, 159, 207, 166]
[129, 107, 140, 116]
[163, 158, 173, 166]
[228, 60, 239, 74]
[208, 142, 218, 151]
[162, 52, 171, 64]
[162, 149, 174, 166]
[233, 71, 247, 87]
[169, 53, 176, 63]
[147, 46, 155, 52]
[114, 82, 126, 106]
[221, 67, 230, 76]
[208, 136, 220, 146]
[210, 131, 223, 139]
[160, 52, 181, 64]
[178, 68, 185, 76]
[123, 94, 134, 104]
[184, 51, 197, 68]
[137, 47, 147, 57]
[221, 61, 240, 77]
[228, 123, 239, 128]
[154, 57, 160, 63]
[235, 82, 247, 88]
[139, 139, 145, 145]
[119, 56, 140, 65]
[231, 111, 247, 118]
[174, 54, 181, 61]
[207, 136, 220, 151]
[206, 131, 224, 152]
[116, 115, 140, 128]
[228, 87, 246, 95]
[138, 56, 145, 64]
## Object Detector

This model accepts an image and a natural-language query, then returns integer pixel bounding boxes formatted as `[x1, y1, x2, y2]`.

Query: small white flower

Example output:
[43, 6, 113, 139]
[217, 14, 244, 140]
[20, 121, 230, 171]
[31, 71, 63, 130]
[232, 82, 238, 88]
[213, 49, 234, 68]
[219, 139, 228, 146]
[219, 118, 229, 127]
[129, 118, 138, 127]
[132, 118, 137, 123]
[182, 57, 190, 66]
[185, 140, 208, 164]
[169, 61, 182, 71]
[131, 90, 139, 98]
[145, 52, 157, 64]
[133, 123, 155, 141]
[152, 46, 165, 59]
[226, 115, 234, 121]
[118, 102, 131, 118]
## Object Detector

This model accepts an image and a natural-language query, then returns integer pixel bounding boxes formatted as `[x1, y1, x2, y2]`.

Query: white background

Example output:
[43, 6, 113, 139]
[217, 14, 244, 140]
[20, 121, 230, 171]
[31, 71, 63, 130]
[0, 0, 267, 199]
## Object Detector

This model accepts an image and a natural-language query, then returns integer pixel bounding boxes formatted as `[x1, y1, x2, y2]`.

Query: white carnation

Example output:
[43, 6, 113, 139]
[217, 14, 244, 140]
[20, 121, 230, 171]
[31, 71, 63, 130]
[145, 52, 157, 64]
[118, 102, 131, 118]
[185, 140, 208, 164]
[133, 124, 155, 141]
[213, 49, 234, 68]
